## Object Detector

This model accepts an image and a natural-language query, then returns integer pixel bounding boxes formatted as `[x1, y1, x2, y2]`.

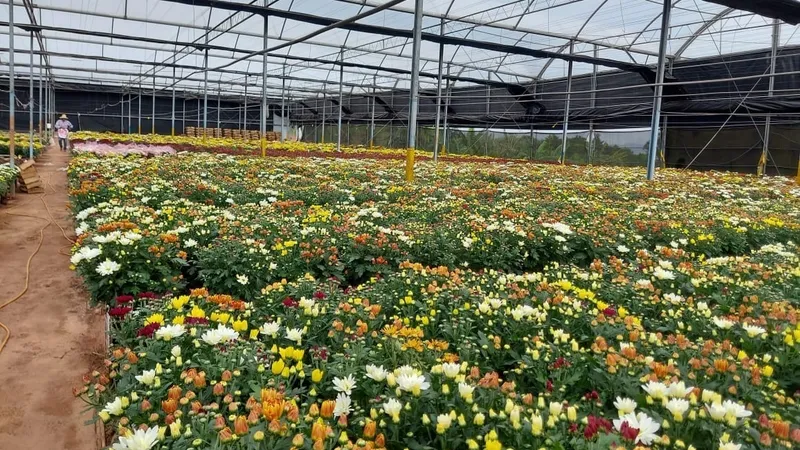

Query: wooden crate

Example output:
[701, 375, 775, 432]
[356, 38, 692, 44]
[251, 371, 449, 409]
[18, 160, 44, 194]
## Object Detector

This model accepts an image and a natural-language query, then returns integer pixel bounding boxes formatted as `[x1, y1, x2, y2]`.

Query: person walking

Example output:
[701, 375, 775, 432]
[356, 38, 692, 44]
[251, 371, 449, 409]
[55, 114, 74, 151]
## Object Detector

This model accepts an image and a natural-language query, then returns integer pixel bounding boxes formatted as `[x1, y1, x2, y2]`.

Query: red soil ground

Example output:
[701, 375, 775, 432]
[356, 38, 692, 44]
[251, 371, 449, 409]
[0, 144, 105, 450]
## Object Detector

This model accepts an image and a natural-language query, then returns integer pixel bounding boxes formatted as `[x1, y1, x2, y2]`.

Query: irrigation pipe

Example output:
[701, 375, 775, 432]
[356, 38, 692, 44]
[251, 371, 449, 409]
[0, 166, 75, 356]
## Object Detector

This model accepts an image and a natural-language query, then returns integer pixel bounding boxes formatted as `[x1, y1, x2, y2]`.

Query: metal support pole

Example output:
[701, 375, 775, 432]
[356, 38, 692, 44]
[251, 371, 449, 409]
[281, 66, 286, 142]
[645, 0, 672, 180]
[442, 66, 451, 155]
[321, 90, 326, 144]
[121, 94, 124, 133]
[588, 44, 598, 163]
[28, 32, 34, 159]
[660, 60, 673, 169]
[530, 81, 537, 160]
[171, 65, 176, 136]
[484, 84, 490, 156]
[759, 18, 781, 177]
[44, 78, 49, 140]
[337, 54, 343, 152]
[128, 92, 132, 134]
[404, 0, 424, 182]
[8, 1, 15, 168]
[243, 80, 248, 131]
[260, 3, 268, 156]
[433, 18, 445, 162]
[560, 40, 574, 164]
[53, 86, 58, 137]
[530, 126, 535, 160]
[406, 0, 423, 156]
[138, 80, 142, 134]
[38, 54, 43, 139]
[203, 47, 209, 139]
[217, 87, 221, 129]
[152, 73, 156, 134]
[370, 76, 377, 148]
[182, 98, 186, 134]
[52, 86, 56, 133]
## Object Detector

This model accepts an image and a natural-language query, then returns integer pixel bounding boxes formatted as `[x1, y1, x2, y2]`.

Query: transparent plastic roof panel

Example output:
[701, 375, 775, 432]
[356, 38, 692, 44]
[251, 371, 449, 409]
[0, 0, 797, 97]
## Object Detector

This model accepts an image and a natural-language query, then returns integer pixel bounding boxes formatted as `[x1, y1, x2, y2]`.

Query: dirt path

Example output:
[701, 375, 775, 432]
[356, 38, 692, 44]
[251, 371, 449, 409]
[0, 143, 105, 450]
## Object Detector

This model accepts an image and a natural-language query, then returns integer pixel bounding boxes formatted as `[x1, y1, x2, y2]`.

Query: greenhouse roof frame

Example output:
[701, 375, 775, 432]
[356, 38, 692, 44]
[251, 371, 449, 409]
[4, 0, 800, 96]
[3, 1, 800, 177]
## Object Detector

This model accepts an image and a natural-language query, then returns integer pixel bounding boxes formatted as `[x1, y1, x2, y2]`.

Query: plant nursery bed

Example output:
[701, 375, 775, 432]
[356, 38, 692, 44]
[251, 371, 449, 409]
[68, 153, 800, 450]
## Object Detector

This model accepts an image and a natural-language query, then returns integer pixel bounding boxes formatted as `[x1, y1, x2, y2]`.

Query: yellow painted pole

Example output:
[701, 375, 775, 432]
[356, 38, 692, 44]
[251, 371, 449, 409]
[261, 137, 266, 158]
[757, 152, 767, 177]
[405, 148, 415, 182]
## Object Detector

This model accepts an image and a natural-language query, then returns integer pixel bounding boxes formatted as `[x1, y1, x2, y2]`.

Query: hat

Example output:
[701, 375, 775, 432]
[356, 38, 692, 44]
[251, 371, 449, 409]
[60, 114, 68, 119]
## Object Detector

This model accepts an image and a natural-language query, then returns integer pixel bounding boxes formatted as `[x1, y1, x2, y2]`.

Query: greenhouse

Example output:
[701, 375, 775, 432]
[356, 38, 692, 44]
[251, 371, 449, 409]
[0, 1, 799, 450]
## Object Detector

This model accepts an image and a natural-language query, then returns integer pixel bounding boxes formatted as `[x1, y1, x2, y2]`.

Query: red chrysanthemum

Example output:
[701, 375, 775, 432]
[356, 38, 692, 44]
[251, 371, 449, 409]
[137, 322, 161, 337]
[115, 295, 134, 304]
[185, 317, 209, 325]
[108, 306, 132, 318]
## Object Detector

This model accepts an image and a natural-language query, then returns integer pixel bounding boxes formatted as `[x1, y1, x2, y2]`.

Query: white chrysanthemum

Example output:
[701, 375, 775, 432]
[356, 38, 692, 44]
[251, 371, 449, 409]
[722, 400, 752, 420]
[76, 207, 97, 221]
[546, 222, 573, 235]
[155, 324, 185, 341]
[82, 247, 102, 261]
[666, 381, 694, 398]
[70, 252, 84, 265]
[259, 320, 281, 337]
[184, 238, 198, 248]
[332, 374, 357, 395]
[394, 365, 421, 378]
[616, 245, 630, 253]
[103, 397, 125, 416]
[718, 440, 742, 450]
[742, 324, 767, 337]
[441, 362, 461, 378]
[613, 397, 637, 416]
[111, 426, 159, 450]
[458, 382, 475, 399]
[123, 232, 142, 241]
[641, 381, 668, 400]
[96, 259, 121, 276]
[365, 364, 388, 382]
[653, 267, 675, 280]
[236, 274, 249, 285]
[333, 393, 352, 418]
[613, 412, 661, 445]
[713, 317, 735, 329]
[665, 398, 690, 418]
[201, 325, 239, 345]
[396, 374, 430, 395]
[706, 402, 727, 421]
[285, 328, 304, 344]
[135, 369, 157, 386]
[92, 235, 111, 244]
[382, 398, 402, 420]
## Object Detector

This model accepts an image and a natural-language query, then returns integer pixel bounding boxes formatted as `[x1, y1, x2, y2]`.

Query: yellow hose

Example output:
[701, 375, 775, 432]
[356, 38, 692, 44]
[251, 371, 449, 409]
[0, 170, 74, 355]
